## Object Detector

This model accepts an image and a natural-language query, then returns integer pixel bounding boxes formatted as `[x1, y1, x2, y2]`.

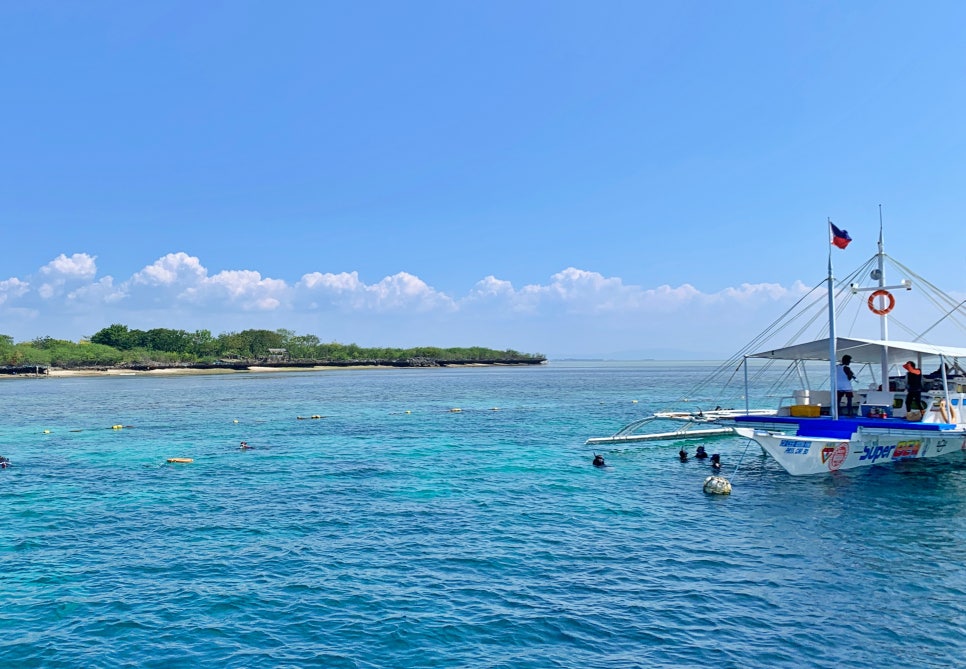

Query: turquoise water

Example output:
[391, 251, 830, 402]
[2, 362, 965, 668]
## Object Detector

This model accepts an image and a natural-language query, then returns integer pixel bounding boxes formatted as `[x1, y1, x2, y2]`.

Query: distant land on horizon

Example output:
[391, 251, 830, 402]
[548, 347, 719, 361]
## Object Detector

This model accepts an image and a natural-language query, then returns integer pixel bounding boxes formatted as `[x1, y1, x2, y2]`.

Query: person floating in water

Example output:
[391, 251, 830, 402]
[679, 448, 688, 462]
[0, 455, 9, 469]
[240, 441, 252, 450]
[695, 445, 708, 459]
[710, 453, 721, 470]
[592, 454, 606, 467]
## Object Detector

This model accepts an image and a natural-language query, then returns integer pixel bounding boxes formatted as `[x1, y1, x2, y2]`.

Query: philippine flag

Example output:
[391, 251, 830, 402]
[830, 221, 852, 249]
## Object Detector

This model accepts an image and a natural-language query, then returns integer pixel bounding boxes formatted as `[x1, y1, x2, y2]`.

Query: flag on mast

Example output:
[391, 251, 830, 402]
[830, 221, 851, 249]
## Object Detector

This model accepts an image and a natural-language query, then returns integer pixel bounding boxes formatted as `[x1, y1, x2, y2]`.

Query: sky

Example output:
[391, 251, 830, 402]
[4, 1, 966, 359]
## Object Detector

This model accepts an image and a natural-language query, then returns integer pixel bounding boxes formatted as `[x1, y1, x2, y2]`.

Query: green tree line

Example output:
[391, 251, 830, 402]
[0, 326, 544, 368]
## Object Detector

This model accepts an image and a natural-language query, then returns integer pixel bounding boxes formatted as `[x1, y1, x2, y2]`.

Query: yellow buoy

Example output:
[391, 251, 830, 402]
[233, 419, 239, 423]
[167, 458, 193, 464]
[112, 424, 124, 430]
[405, 410, 411, 414]
[450, 408, 462, 413]
[43, 429, 51, 434]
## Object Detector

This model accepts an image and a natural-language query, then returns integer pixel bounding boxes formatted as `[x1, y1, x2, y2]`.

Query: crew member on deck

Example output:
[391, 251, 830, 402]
[836, 355, 857, 416]
[904, 361, 924, 412]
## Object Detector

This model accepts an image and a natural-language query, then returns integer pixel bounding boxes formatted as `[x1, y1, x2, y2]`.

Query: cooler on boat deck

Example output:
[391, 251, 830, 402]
[790, 405, 820, 417]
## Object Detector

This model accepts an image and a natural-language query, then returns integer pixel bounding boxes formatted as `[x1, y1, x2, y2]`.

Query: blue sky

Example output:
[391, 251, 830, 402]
[4, 1, 966, 358]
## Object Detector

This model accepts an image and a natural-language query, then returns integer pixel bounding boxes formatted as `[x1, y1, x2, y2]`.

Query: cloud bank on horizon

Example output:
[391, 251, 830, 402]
[0, 251, 811, 359]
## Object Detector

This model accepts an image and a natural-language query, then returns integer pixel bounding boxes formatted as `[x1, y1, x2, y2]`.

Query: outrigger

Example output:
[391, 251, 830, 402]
[585, 409, 774, 446]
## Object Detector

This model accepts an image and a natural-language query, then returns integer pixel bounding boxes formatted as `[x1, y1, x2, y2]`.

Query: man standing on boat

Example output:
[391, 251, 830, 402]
[837, 355, 857, 417]
[904, 361, 924, 413]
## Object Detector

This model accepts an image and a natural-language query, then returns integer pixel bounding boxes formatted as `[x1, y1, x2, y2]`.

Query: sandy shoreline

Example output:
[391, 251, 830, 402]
[0, 361, 522, 380]
[22, 365, 383, 379]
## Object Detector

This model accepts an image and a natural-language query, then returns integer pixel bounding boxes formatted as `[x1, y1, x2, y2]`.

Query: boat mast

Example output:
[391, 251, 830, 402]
[828, 218, 839, 420]
[850, 206, 910, 390]
[876, 206, 890, 388]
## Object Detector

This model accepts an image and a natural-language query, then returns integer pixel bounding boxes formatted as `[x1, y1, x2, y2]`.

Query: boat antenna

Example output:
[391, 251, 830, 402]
[828, 218, 839, 420]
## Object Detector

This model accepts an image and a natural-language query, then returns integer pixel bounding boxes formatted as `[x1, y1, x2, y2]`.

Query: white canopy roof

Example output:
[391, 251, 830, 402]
[748, 337, 966, 365]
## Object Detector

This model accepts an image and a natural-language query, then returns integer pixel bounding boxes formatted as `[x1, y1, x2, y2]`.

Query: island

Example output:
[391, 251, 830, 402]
[0, 325, 546, 376]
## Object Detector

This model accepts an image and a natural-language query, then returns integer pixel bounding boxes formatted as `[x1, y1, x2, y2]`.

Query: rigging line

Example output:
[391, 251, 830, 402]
[889, 256, 966, 315]
[728, 436, 758, 481]
[915, 296, 966, 343]
[737, 278, 830, 348]
[670, 258, 873, 407]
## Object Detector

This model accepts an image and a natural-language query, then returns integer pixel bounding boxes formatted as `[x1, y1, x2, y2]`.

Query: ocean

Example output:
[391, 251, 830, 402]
[2, 361, 965, 668]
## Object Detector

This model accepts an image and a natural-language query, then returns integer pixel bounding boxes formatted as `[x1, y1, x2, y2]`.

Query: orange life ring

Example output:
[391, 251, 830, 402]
[868, 289, 895, 316]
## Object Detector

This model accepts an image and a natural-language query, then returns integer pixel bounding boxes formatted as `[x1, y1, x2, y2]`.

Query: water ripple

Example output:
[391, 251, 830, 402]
[2, 366, 966, 667]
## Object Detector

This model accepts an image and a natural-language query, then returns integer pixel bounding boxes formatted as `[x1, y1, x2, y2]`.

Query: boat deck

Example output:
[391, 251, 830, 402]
[732, 414, 958, 439]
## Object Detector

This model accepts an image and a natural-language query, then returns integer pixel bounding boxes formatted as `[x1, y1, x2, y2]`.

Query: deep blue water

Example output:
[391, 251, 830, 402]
[2, 362, 965, 668]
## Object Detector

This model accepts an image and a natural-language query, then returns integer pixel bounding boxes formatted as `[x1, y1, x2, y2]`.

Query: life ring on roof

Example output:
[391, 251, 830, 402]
[868, 289, 895, 316]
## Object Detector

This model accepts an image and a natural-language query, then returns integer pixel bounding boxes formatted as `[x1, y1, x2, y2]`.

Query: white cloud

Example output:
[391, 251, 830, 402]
[201, 270, 288, 310]
[40, 253, 97, 280]
[465, 268, 808, 316]
[131, 252, 207, 287]
[0, 277, 30, 306]
[66, 277, 124, 306]
[37, 253, 99, 299]
[126, 254, 287, 311]
[297, 270, 456, 312]
[0, 251, 823, 356]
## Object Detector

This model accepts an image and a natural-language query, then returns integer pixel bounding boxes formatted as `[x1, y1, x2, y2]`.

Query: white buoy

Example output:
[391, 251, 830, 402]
[703, 475, 732, 495]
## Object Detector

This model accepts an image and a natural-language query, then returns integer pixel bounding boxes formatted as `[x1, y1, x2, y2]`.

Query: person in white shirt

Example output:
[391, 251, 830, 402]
[836, 354, 857, 416]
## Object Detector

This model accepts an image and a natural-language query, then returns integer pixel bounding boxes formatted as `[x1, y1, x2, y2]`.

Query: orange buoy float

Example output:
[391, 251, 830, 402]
[868, 289, 895, 316]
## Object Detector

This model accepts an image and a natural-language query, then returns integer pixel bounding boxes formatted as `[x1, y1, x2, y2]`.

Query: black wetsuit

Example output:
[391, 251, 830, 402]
[906, 371, 923, 412]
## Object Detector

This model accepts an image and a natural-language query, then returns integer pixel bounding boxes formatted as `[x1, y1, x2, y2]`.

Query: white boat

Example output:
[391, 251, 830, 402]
[588, 215, 966, 476]
[718, 218, 966, 475]
[726, 338, 966, 475]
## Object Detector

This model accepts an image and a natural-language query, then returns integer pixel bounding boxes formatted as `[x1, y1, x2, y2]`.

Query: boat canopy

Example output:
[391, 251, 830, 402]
[747, 337, 966, 365]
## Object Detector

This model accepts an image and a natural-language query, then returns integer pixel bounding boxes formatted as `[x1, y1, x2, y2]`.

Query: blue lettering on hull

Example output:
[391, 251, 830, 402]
[859, 444, 895, 463]
[779, 439, 812, 455]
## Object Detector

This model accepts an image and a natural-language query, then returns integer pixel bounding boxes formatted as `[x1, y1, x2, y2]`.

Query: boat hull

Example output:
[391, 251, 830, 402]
[734, 426, 966, 475]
